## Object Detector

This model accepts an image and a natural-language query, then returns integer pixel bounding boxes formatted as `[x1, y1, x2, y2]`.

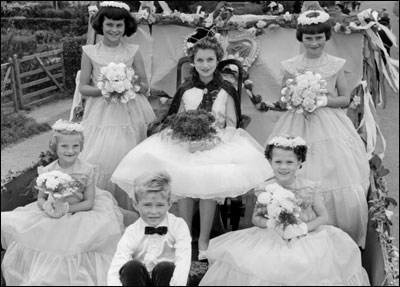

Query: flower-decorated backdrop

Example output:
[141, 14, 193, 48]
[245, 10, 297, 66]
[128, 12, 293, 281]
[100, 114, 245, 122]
[85, 4, 398, 152]
[90, 24, 366, 144]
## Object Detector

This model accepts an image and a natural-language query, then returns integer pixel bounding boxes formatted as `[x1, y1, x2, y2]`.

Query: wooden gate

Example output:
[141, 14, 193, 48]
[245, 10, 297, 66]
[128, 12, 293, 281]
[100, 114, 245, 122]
[14, 48, 66, 108]
[1, 48, 66, 114]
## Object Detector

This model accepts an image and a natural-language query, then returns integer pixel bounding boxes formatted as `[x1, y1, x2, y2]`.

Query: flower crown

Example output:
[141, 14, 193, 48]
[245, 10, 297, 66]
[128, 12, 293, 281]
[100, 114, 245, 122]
[268, 135, 306, 148]
[100, 1, 130, 12]
[52, 119, 84, 134]
[297, 10, 330, 25]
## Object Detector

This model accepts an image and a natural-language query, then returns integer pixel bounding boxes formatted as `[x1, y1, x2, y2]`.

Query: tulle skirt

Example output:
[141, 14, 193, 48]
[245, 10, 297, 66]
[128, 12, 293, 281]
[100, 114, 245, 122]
[200, 226, 370, 286]
[1, 188, 124, 286]
[112, 127, 274, 203]
[268, 107, 370, 247]
[79, 95, 155, 195]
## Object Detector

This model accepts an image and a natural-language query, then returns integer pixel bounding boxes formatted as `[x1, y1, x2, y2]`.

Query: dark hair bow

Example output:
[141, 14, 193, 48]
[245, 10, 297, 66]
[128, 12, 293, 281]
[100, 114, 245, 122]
[144, 226, 168, 235]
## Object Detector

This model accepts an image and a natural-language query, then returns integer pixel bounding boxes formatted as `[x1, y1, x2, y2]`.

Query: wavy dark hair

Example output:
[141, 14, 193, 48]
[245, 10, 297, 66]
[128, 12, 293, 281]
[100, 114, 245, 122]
[188, 36, 225, 63]
[92, 5, 137, 37]
[265, 141, 307, 163]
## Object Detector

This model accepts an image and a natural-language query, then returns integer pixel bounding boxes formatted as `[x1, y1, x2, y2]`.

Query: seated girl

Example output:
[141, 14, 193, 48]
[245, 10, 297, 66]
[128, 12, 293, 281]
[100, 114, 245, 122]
[1, 120, 124, 286]
[199, 135, 370, 286]
[111, 36, 273, 260]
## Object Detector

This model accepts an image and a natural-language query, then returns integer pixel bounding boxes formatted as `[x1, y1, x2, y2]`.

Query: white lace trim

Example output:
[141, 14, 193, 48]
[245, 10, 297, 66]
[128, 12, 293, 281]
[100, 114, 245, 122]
[82, 41, 138, 66]
[282, 53, 345, 78]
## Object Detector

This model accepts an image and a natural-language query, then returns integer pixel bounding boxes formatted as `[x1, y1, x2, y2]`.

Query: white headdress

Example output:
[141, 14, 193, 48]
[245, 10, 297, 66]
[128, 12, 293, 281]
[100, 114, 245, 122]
[100, 1, 130, 12]
[297, 10, 330, 25]
[268, 135, 307, 148]
[52, 119, 84, 134]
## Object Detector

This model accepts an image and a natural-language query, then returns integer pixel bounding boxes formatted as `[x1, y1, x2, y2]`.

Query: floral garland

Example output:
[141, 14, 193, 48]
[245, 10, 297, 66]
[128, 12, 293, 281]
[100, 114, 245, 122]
[268, 135, 307, 148]
[368, 155, 399, 286]
[297, 10, 330, 25]
[99, 1, 130, 12]
[52, 119, 83, 133]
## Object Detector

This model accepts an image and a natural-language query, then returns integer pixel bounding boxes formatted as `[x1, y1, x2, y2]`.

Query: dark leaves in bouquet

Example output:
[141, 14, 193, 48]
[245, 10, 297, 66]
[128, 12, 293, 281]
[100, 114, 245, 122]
[167, 110, 217, 141]
[278, 211, 298, 228]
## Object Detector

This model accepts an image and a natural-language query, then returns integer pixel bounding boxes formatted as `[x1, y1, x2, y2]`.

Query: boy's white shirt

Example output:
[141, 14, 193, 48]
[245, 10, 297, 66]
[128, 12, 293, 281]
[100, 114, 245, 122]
[107, 212, 192, 286]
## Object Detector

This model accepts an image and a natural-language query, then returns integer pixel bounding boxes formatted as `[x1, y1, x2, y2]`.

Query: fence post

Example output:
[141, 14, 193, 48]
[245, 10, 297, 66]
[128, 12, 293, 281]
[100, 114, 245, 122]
[9, 58, 19, 112]
[60, 47, 66, 88]
[12, 54, 24, 110]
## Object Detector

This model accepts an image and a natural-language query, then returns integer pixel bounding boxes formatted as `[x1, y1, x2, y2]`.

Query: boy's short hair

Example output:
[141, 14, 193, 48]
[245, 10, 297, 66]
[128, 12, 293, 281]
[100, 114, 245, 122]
[133, 170, 171, 203]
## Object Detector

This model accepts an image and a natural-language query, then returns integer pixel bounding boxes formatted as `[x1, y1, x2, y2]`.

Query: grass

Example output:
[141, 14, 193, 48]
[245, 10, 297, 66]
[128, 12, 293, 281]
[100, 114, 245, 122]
[1, 112, 51, 149]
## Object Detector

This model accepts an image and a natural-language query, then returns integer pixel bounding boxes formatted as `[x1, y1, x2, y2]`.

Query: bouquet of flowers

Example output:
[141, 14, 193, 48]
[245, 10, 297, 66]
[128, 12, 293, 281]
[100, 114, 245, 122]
[97, 62, 141, 103]
[280, 71, 328, 116]
[164, 110, 221, 152]
[255, 182, 308, 240]
[36, 170, 83, 199]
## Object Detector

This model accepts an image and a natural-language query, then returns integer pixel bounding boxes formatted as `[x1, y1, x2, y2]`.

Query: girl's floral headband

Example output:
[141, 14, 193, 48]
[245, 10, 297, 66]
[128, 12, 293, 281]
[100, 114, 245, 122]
[268, 135, 306, 148]
[297, 10, 330, 25]
[100, 1, 130, 12]
[52, 119, 84, 134]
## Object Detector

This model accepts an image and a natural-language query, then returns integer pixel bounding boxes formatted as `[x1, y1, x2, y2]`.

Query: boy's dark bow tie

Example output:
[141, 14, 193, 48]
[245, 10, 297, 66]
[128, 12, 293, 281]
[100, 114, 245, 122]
[144, 226, 168, 235]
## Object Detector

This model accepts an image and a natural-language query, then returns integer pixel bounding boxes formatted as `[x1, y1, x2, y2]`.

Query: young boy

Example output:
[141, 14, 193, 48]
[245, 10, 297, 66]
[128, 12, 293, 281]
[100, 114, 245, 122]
[107, 170, 192, 286]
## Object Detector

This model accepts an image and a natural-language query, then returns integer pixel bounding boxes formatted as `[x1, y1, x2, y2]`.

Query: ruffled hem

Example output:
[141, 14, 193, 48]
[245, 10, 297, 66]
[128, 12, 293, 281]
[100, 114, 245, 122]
[200, 226, 370, 286]
[200, 261, 370, 286]
[2, 241, 112, 286]
[112, 127, 273, 200]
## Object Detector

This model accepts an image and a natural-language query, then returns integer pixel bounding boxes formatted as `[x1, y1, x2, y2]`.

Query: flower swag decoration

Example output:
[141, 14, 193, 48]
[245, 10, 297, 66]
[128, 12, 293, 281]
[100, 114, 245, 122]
[368, 155, 399, 286]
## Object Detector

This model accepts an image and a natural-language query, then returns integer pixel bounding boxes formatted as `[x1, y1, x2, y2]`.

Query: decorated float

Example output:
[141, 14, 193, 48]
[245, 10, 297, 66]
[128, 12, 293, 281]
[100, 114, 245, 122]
[1, 1, 399, 286]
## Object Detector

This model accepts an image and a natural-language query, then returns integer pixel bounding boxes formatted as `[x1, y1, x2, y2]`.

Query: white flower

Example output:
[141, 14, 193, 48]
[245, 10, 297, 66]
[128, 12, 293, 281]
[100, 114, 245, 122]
[52, 119, 83, 133]
[385, 210, 394, 220]
[256, 20, 267, 28]
[160, 97, 169, 105]
[36, 170, 74, 195]
[257, 192, 272, 205]
[268, 136, 306, 148]
[353, 95, 361, 105]
[247, 27, 257, 35]
[283, 12, 292, 22]
[97, 62, 138, 103]
[333, 22, 341, 33]
[267, 203, 282, 218]
[100, 1, 130, 11]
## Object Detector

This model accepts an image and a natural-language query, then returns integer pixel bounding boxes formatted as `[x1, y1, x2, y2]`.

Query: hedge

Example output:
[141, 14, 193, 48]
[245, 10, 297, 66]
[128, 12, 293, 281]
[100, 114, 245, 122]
[1, 17, 88, 37]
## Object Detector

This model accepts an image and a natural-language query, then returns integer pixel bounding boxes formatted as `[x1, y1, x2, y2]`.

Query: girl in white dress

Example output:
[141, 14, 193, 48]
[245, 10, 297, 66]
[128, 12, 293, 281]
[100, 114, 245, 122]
[112, 36, 273, 260]
[268, 9, 369, 247]
[1, 120, 124, 286]
[78, 1, 155, 210]
[199, 135, 370, 286]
